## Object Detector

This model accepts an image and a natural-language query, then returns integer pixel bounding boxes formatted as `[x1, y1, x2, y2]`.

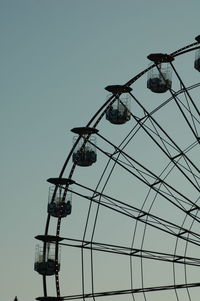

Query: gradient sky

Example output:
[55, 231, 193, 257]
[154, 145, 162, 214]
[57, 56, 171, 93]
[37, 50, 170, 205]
[1, 1, 200, 300]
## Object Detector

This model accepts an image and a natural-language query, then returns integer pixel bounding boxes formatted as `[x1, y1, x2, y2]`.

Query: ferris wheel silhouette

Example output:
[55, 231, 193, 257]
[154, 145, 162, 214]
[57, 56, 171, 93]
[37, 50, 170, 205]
[35, 35, 200, 301]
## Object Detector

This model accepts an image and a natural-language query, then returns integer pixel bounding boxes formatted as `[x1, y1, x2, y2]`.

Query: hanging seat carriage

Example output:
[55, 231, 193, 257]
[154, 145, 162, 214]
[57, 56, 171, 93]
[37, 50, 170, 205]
[47, 186, 72, 218]
[72, 135, 97, 167]
[194, 49, 200, 71]
[34, 243, 60, 276]
[147, 63, 172, 93]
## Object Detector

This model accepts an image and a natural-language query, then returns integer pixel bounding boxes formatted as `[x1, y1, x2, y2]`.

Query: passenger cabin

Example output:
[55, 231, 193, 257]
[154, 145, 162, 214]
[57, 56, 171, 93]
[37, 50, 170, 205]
[106, 95, 131, 124]
[194, 49, 200, 72]
[147, 63, 172, 93]
[72, 136, 97, 167]
[34, 244, 60, 276]
[48, 187, 72, 218]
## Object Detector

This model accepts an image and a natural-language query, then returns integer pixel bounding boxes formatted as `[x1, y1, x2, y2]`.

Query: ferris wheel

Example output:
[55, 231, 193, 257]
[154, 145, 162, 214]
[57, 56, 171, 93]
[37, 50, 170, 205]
[35, 35, 200, 301]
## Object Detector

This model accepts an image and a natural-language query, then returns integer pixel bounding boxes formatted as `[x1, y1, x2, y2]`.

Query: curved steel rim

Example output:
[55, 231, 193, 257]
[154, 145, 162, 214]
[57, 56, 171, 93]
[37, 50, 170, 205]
[40, 36, 200, 299]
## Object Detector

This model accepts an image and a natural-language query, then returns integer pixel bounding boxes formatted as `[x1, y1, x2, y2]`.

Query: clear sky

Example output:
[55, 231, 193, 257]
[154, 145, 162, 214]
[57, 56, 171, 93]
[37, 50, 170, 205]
[1, 0, 200, 301]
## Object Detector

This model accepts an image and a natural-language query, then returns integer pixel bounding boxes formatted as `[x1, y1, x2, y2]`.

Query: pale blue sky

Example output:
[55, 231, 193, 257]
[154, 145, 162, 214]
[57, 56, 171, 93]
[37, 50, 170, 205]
[1, 1, 200, 300]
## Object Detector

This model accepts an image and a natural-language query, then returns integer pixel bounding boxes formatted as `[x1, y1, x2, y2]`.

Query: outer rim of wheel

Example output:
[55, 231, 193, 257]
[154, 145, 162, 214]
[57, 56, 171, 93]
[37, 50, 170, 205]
[37, 36, 200, 301]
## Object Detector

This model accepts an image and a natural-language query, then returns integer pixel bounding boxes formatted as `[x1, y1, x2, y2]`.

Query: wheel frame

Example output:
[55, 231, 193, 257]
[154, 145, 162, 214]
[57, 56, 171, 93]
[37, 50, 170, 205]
[35, 36, 200, 301]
